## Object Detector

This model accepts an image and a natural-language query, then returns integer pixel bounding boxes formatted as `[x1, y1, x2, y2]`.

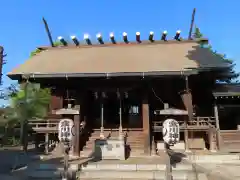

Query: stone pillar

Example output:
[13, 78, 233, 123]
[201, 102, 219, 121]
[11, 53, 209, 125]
[45, 133, 49, 154]
[45, 119, 50, 154]
[235, 115, 240, 130]
[119, 96, 123, 139]
[184, 118, 190, 152]
[142, 96, 150, 155]
[100, 103, 104, 138]
[238, 125, 240, 130]
[151, 134, 156, 155]
[209, 128, 216, 152]
[184, 130, 190, 152]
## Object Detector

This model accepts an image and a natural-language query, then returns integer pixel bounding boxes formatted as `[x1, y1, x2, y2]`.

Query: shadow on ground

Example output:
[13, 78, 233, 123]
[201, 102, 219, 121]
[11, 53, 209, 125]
[167, 149, 186, 167]
[0, 146, 65, 177]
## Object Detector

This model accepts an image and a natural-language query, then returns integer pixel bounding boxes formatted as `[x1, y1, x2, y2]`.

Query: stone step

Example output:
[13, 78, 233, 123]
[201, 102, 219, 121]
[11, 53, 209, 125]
[126, 140, 145, 143]
[127, 144, 145, 147]
[27, 163, 79, 171]
[81, 163, 192, 171]
[78, 179, 184, 180]
[185, 154, 240, 163]
[23, 163, 79, 180]
[80, 150, 94, 157]
[77, 170, 205, 179]
[27, 170, 62, 179]
[127, 144, 144, 146]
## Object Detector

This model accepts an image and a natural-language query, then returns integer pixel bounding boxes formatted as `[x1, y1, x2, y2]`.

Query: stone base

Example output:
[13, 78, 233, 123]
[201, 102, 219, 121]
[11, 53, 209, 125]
[237, 125, 240, 130]
[156, 141, 185, 151]
[172, 142, 185, 150]
[185, 149, 192, 153]
[210, 149, 217, 153]
[94, 138, 125, 160]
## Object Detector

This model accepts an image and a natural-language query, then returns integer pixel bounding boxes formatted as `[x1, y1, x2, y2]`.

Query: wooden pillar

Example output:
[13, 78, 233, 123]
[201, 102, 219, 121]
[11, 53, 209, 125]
[180, 76, 193, 152]
[34, 134, 40, 150]
[73, 113, 80, 157]
[214, 104, 221, 150]
[142, 97, 150, 155]
[181, 76, 193, 121]
[49, 93, 63, 118]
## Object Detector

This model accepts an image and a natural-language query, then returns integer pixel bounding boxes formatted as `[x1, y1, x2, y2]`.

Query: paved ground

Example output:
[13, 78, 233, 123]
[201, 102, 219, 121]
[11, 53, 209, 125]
[201, 163, 240, 180]
[0, 174, 21, 180]
[0, 145, 41, 179]
[0, 146, 240, 180]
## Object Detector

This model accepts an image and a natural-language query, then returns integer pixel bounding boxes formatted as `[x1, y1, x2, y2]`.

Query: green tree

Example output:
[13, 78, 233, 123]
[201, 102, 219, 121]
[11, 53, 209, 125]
[4, 81, 51, 151]
[193, 26, 239, 83]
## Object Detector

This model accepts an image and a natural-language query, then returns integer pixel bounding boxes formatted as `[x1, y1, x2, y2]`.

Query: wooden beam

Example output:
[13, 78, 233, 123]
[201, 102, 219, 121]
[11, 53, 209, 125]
[73, 113, 80, 157]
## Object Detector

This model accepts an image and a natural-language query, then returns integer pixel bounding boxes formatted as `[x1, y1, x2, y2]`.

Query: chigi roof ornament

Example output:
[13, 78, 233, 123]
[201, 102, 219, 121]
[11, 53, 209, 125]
[41, 9, 197, 47]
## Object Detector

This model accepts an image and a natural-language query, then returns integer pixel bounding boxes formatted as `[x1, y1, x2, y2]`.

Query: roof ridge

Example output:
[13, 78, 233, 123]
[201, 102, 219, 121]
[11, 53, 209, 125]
[38, 38, 208, 51]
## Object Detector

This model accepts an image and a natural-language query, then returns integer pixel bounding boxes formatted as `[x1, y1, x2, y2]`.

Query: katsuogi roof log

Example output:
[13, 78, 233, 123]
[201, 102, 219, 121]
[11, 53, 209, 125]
[8, 37, 228, 79]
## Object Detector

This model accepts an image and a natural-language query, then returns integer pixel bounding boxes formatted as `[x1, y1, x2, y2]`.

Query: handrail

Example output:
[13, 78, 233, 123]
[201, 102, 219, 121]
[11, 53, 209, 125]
[153, 116, 216, 128]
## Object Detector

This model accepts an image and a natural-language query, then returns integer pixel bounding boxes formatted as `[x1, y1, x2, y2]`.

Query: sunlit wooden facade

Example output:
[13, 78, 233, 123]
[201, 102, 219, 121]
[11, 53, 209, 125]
[8, 32, 240, 156]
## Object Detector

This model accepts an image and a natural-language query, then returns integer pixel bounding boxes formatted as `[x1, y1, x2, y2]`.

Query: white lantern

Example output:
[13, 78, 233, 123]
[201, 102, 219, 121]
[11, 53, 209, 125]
[162, 119, 180, 146]
[58, 118, 74, 142]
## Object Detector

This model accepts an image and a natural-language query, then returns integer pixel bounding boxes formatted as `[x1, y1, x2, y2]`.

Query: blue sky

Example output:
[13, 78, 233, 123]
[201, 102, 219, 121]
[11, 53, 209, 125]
[1, 0, 240, 92]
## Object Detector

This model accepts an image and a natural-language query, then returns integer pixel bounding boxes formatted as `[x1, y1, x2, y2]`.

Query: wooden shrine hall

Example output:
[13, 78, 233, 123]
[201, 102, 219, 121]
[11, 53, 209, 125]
[7, 30, 240, 157]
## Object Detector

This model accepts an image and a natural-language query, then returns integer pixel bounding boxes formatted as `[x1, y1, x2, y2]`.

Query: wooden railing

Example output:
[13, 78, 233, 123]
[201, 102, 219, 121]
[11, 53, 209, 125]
[189, 117, 216, 127]
[29, 119, 87, 133]
[29, 119, 59, 132]
[153, 117, 216, 132]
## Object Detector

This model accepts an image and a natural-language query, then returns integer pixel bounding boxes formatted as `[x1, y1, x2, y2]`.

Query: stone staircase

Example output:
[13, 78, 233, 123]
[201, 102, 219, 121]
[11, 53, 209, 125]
[77, 159, 207, 180]
[80, 130, 111, 157]
[80, 129, 146, 158]
[13, 151, 240, 179]
[125, 130, 146, 156]
[220, 130, 240, 152]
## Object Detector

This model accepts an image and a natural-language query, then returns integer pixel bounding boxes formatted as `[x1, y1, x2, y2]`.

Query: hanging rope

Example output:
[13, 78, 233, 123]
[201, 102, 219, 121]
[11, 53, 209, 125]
[151, 88, 164, 104]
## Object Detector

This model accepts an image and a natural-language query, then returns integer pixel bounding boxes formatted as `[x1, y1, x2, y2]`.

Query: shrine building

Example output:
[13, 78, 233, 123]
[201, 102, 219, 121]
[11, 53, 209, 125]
[7, 30, 240, 157]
